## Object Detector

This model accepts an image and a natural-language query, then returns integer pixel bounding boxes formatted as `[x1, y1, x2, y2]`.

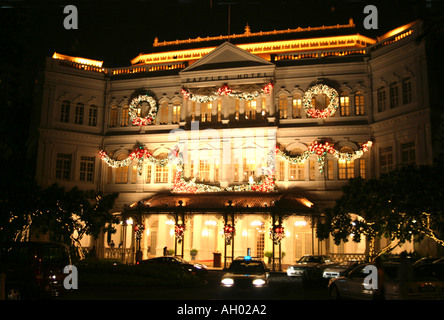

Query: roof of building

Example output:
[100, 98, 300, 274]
[126, 191, 317, 215]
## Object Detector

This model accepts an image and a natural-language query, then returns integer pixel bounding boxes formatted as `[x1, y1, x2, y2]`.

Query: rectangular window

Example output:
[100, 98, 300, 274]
[292, 96, 302, 118]
[155, 165, 168, 183]
[380, 146, 393, 174]
[245, 100, 257, 120]
[115, 166, 128, 184]
[378, 88, 386, 112]
[390, 84, 399, 108]
[131, 165, 138, 184]
[402, 79, 412, 104]
[339, 160, 354, 180]
[279, 95, 287, 119]
[214, 160, 220, 181]
[278, 161, 285, 181]
[198, 160, 211, 181]
[400, 142, 415, 165]
[261, 98, 267, 116]
[60, 100, 70, 123]
[289, 163, 304, 180]
[359, 159, 366, 179]
[217, 99, 222, 122]
[121, 107, 129, 126]
[354, 92, 365, 115]
[146, 164, 152, 183]
[309, 160, 316, 180]
[159, 103, 168, 124]
[173, 102, 181, 124]
[74, 103, 84, 124]
[201, 102, 212, 122]
[235, 100, 240, 121]
[340, 95, 350, 116]
[56, 153, 72, 180]
[110, 107, 118, 127]
[107, 166, 112, 184]
[79, 156, 94, 182]
[88, 106, 98, 126]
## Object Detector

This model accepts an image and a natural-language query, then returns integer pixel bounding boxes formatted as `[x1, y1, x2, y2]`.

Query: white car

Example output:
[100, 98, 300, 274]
[287, 255, 335, 279]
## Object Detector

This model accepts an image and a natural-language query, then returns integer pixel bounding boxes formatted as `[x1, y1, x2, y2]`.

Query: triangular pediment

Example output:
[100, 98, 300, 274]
[180, 42, 274, 73]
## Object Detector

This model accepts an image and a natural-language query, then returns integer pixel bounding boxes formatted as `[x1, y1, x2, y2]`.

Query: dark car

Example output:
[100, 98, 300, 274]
[221, 256, 269, 289]
[0, 242, 72, 300]
[137, 256, 208, 276]
[287, 255, 336, 280]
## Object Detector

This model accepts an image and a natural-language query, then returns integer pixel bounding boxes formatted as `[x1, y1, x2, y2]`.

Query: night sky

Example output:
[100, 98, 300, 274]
[0, 0, 439, 180]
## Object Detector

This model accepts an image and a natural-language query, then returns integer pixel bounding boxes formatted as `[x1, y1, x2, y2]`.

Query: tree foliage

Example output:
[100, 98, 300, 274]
[316, 164, 444, 258]
[0, 181, 119, 258]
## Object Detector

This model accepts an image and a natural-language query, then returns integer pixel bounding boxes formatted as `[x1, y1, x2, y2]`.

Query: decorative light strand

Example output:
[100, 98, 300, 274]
[181, 83, 273, 103]
[129, 95, 158, 126]
[302, 84, 339, 118]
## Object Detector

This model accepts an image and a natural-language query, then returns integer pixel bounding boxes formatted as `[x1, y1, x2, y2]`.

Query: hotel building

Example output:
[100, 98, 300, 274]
[35, 19, 434, 267]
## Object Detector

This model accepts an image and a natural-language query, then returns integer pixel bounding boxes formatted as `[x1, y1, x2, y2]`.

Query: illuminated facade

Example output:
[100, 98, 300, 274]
[35, 19, 434, 266]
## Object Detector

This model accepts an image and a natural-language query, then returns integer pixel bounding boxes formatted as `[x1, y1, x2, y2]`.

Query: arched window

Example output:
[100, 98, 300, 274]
[389, 82, 399, 108]
[158, 101, 169, 124]
[377, 87, 386, 112]
[88, 105, 98, 126]
[354, 91, 365, 115]
[172, 100, 181, 124]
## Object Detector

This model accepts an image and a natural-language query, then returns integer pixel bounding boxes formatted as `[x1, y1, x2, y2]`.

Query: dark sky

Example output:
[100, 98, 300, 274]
[0, 0, 427, 67]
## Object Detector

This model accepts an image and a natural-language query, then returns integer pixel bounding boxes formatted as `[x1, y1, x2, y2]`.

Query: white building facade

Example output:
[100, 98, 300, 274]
[35, 20, 433, 266]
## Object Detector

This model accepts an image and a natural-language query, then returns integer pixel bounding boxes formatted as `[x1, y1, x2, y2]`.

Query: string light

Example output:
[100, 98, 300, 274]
[302, 84, 339, 118]
[129, 94, 158, 126]
[181, 83, 273, 103]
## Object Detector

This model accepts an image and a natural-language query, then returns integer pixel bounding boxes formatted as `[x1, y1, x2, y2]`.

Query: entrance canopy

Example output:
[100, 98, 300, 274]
[125, 191, 318, 216]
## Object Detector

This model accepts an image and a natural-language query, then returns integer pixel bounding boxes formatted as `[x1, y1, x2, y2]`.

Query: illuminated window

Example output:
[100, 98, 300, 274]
[217, 99, 222, 122]
[88, 105, 98, 126]
[402, 78, 412, 104]
[261, 97, 267, 116]
[292, 94, 302, 118]
[146, 163, 152, 184]
[115, 154, 129, 184]
[378, 87, 386, 112]
[309, 160, 316, 180]
[380, 146, 393, 174]
[279, 94, 288, 119]
[359, 159, 366, 178]
[201, 102, 212, 122]
[172, 101, 181, 124]
[214, 160, 220, 181]
[131, 165, 138, 184]
[198, 160, 210, 181]
[390, 82, 399, 108]
[110, 106, 118, 127]
[159, 101, 169, 124]
[79, 156, 94, 182]
[74, 102, 84, 124]
[155, 164, 168, 183]
[400, 142, 415, 165]
[60, 100, 70, 123]
[354, 91, 365, 115]
[55, 153, 72, 180]
[338, 147, 354, 180]
[121, 106, 129, 126]
[289, 163, 304, 180]
[340, 93, 350, 116]
[278, 160, 285, 181]
[243, 157, 256, 180]
[245, 99, 257, 120]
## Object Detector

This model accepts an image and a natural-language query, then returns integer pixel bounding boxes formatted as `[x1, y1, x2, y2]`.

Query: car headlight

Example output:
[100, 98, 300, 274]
[253, 279, 266, 287]
[221, 278, 234, 286]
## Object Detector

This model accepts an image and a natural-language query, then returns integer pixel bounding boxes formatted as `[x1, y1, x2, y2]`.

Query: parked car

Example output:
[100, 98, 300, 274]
[137, 256, 208, 276]
[287, 255, 336, 280]
[328, 262, 444, 300]
[323, 260, 362, 280]
[221, 256, 269, 289]
[0, 242, 72, 300]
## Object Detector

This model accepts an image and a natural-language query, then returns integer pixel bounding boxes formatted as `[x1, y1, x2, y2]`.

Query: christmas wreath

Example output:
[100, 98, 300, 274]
[129, 95, 157, 126]
[302, 84, 339, 118]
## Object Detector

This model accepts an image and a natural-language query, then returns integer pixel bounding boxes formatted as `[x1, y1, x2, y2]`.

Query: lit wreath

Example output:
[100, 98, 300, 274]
[302, 84, 339, 118]
[129, 95, 157, 126]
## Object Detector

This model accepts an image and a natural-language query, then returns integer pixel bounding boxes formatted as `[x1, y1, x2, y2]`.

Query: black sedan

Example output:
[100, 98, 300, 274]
[137, 256, 208, 276]
[287, 255, 336, 280]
